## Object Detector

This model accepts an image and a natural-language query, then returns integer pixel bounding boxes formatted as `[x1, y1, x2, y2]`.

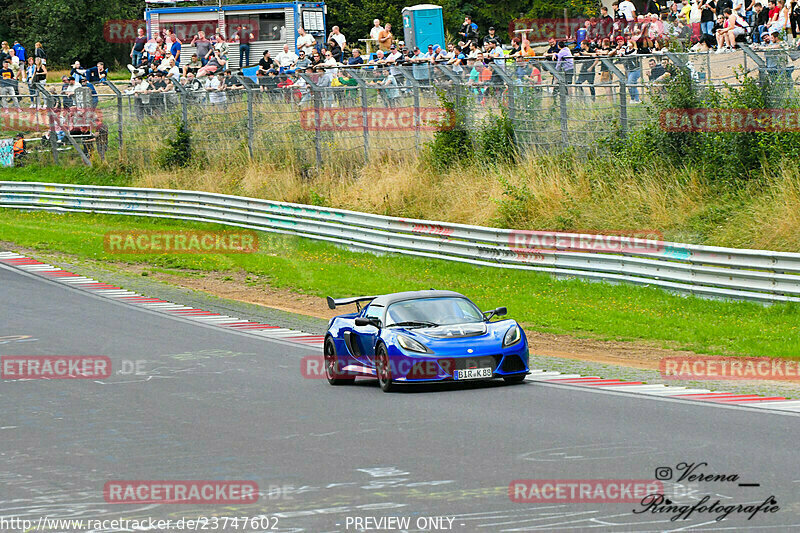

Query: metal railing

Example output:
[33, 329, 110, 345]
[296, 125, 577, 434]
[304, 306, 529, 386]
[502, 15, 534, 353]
[2, 181, 800, 304]
[8, 46, 800, 167]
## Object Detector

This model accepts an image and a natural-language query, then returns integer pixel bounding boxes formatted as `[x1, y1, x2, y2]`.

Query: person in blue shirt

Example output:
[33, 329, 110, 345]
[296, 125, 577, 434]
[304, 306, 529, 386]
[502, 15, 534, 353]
[347, 48, 365, 65]
[84, 62, 108, 84]
[78, 78, 99, 107]
[13, 41, 25, 62]
[170, 39, 181, 65]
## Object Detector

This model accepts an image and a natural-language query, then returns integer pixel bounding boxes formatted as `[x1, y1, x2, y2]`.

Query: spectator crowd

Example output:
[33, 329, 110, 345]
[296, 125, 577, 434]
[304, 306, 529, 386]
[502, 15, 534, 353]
[5, 1, 800, 113]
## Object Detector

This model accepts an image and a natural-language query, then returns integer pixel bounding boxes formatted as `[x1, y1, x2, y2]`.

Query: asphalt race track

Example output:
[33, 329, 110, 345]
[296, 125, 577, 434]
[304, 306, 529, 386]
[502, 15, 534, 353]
[2, 262, 800, 532]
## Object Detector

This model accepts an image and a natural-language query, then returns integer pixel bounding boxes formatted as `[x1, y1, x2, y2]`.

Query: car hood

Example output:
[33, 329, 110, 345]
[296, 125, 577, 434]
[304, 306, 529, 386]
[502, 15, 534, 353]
[416, 322, 487, 338]
[395, 320, 519, 352]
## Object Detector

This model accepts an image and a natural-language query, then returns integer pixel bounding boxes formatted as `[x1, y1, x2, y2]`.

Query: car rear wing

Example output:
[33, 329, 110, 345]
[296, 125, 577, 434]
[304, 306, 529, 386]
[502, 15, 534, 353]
[326, 295, 378, 310]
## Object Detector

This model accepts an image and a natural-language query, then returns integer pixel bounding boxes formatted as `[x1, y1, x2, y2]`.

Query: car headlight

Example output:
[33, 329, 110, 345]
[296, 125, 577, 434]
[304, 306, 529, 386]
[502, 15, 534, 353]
[503, 324, 521, 347]
[397, 334, 430, 353]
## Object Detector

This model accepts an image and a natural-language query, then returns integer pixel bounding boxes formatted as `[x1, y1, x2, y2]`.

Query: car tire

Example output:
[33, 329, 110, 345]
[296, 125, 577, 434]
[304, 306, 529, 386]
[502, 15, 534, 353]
[503, 374, 527, 384]
[375, 343, 395, 392]
[324, 337, 355, 385]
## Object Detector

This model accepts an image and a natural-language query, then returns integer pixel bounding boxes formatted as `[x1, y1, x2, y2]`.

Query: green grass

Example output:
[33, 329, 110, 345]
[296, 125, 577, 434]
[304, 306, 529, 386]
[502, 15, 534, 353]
[0, 165, 132, 186]
[1, 209, 799, 359]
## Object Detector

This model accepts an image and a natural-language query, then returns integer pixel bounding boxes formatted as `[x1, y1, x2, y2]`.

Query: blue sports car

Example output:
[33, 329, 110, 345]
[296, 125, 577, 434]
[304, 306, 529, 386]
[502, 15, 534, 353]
[324, 290, 529, 392]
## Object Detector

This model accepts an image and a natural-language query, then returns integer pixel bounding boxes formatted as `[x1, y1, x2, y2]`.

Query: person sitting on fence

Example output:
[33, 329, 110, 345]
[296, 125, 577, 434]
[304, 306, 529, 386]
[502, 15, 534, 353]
[160, 58, 181, 84]
[76, 78, 98, 108]
[197, 50, 226, 77]
[573, 39, 599, 99]
[24, 57, 39, 109]
[224, 70, 246, 90]
[369, 49, 386, 65]
[753, 2, 770, 42]
[127, 55, 152, 79]
[205, 72, 227, 105]
[150, 71, 174, 93]
[0, 58, 20, 108]
[348, 48, 364, 65]
[57, 76, 75, 108]
[85, 62, 108, 84]
[294, 68, 311, 104]
[258, 50, 277, 74]
[716, 7, 749, 51]
[183, 72, 203, 92]
[276, 44, 299, 71]
[368, 67, 400, 107]
[70, 61, 86, 82]
[327, 39, 344, 64]
[295, 50, 312, 70]
[276, 70, 298, 103]
[183, 54, 202, 77]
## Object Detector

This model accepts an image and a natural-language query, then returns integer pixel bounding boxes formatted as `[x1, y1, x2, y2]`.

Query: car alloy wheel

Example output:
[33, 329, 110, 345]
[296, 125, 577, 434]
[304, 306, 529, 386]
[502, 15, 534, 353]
[324, 337, 354, 385]
[375, 344, 395, 392]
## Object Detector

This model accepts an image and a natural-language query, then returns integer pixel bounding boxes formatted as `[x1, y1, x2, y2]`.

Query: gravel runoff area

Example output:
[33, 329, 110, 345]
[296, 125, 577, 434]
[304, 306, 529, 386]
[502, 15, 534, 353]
[10, 248, 800, 401]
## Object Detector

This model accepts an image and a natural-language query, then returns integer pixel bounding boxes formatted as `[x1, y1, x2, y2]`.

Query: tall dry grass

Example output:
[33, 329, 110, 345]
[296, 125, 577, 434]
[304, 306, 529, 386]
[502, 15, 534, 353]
[129, 148, 800, 252]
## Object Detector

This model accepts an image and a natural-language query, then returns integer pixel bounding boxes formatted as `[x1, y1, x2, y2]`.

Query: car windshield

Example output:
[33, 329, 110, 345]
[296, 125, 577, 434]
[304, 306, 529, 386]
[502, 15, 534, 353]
[385, 297, 484, 327]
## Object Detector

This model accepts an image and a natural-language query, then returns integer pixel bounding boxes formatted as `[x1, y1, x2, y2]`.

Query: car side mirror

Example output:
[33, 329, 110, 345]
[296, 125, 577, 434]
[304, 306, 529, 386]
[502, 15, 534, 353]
[355, 317, 381, 328]
[483, 306, 507, 320]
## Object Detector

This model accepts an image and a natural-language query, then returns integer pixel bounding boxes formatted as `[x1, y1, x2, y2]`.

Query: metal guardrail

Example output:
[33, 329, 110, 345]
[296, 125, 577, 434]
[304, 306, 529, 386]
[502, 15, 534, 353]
[2, 181, 800, 304]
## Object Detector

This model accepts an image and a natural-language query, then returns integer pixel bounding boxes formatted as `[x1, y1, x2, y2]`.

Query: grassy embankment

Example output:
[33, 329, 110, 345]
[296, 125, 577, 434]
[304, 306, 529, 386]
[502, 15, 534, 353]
[0, 208, 798, 359]
[2, 154, 799, 253]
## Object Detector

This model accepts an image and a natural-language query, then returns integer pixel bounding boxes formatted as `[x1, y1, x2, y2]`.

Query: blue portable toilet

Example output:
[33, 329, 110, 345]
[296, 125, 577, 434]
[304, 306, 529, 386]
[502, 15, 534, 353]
[402, 4, 445, 51]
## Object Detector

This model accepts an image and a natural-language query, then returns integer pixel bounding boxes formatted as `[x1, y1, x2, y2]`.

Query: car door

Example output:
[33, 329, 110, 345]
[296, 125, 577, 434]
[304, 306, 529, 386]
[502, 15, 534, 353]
[345, 303, 383, 368]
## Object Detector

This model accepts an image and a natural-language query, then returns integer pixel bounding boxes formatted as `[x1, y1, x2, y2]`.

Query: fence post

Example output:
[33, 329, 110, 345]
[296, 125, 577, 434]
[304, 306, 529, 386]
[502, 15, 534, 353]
[104, 81, 125, 153]
[490, 64, 518, 152]
[538, 61, 568, 148]
[35, 83, 58, 164]
[360, 84, 369, 163]
[246, 87, 254, 158]
[312, 85, 323, 168]
[600, 58, 628, 137]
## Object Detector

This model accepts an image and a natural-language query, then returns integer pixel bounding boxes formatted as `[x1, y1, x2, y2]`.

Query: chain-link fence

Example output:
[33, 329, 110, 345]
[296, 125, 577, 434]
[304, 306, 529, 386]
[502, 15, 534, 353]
[6, 46, 800, 168]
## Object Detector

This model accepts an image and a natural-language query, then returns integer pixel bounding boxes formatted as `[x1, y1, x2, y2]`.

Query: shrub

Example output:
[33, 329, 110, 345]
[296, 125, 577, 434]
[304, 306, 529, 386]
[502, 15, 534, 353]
[427, 89, 474, 170]
[157, 119, 193, 169]
[478, 110, 517, 163]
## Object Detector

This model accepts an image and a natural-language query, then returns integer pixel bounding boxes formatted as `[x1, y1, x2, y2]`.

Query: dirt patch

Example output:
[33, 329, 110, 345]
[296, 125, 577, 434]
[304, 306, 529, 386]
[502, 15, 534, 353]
[3, 243, 704, 371]
[524, 331, 693, 371]
[146, 268, 341, 320]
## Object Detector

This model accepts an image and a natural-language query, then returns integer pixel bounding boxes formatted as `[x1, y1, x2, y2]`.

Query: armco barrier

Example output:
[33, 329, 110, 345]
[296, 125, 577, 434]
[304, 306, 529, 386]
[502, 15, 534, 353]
[2, 181, 800, 303]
